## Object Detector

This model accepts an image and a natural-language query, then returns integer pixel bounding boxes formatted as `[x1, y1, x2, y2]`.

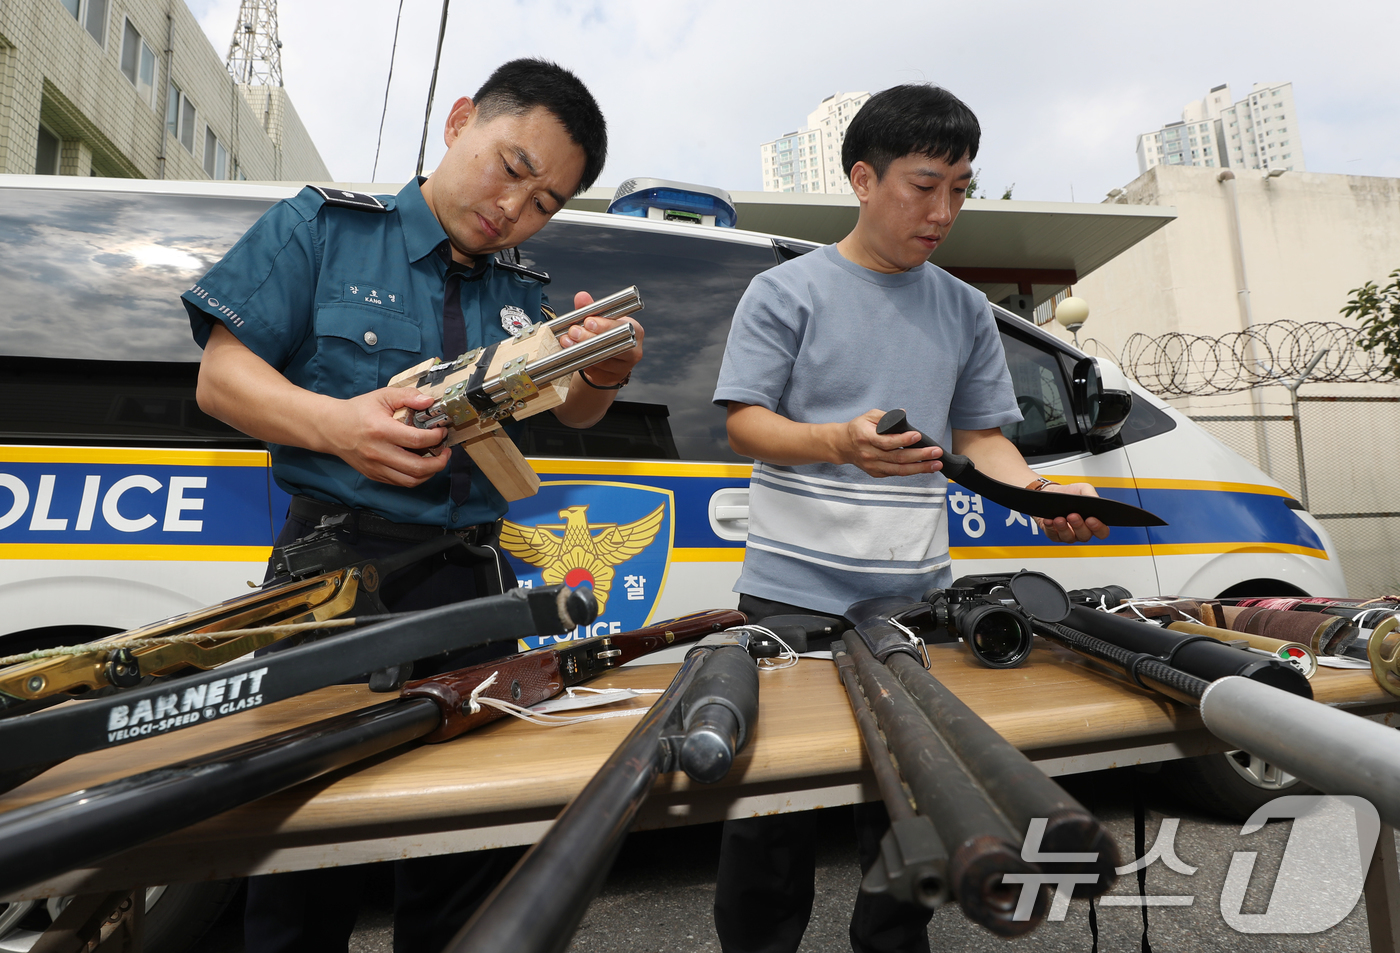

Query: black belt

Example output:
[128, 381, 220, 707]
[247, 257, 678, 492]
[289, 496, 502, 545]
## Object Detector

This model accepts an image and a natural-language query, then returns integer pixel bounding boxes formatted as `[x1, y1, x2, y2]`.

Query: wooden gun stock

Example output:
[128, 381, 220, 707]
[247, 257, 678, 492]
[401, 607, 744, 743]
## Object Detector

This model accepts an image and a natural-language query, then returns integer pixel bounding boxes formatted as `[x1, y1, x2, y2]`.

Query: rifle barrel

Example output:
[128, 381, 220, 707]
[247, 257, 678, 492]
[0, 699, 440, 896]
[841, 628, 1045, 935]
[541, 286, 642, 335]
[446, 648, 712, 953]
[882, 650, 1118, 890]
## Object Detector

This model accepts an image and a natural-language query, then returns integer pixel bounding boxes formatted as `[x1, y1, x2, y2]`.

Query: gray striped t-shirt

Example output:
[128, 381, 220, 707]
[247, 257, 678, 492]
[712, 243, 1020, 617]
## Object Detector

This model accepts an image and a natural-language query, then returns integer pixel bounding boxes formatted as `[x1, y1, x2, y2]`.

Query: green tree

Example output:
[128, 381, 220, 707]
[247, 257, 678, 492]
[966, 168, 981, 199]
[1001, 184, 1015, 200]
[1344, 268, 1400, 376]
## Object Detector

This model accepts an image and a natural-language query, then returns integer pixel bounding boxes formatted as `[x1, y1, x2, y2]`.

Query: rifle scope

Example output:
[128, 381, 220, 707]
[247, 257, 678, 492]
[922, 586, 1034, 669]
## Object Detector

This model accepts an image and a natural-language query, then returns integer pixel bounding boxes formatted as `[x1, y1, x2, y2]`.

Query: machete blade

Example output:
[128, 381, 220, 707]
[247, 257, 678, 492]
[875, 410, 1167, 528]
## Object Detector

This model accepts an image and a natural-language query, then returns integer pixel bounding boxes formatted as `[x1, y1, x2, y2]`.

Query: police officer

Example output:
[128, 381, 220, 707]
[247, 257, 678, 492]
[182, 59, 641, 953]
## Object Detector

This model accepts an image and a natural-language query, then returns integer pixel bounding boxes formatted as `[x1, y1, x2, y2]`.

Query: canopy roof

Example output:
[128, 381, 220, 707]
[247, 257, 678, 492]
[568, 188, 1176, 306]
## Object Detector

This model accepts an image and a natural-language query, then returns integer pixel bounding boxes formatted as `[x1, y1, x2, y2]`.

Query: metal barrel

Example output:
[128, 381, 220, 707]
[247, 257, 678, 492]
[1166, 620, 1317, 678]
[445, 648, 711, 953]
[883, 651, 1119, 892]
[678, 645, 759, 784]
[1033, 621, 1210, 705]
[1199, 676, 1400, 830]
[833, 642, 950, 910]
[541, 286, 643, 334]
[0, 699, 440, 896]
[1063, 605, 1312, 698]
[841, 629, 1046, 935]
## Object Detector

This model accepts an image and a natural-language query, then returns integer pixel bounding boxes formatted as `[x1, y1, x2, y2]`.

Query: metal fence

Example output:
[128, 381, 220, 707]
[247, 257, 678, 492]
[1187, 395, 1400, 597]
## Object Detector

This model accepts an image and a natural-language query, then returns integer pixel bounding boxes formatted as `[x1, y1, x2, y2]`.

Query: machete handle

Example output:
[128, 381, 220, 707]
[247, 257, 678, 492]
[875, 409, 972, 478]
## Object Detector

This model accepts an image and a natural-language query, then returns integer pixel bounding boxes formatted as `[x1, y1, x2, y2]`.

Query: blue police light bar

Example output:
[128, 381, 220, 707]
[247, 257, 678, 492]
[607, 178, 737, 228]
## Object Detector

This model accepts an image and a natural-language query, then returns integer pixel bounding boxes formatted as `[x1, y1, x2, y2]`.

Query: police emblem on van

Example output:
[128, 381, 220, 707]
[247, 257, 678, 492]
[500, 482, 674, 648]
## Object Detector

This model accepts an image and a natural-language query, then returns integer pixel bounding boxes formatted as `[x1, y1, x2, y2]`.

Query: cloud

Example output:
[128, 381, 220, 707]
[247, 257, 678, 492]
[191, 0, 1400, 201]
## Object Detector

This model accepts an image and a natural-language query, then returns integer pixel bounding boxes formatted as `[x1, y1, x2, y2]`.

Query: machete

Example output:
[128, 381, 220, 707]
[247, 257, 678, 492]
[0, 584, 596, 793]
[876, 409, 1166, 527]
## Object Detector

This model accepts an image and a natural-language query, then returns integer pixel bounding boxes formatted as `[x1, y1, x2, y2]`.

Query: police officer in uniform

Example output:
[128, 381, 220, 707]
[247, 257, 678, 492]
[182, 59, 641, 953]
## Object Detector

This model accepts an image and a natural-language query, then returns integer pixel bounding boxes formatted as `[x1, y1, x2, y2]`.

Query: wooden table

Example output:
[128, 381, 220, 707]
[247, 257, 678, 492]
[3, 639, 1396, 905]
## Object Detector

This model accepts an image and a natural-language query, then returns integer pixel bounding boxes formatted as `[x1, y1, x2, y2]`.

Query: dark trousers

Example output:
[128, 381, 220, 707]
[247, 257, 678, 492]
[712, 595, 933, 953]
[244, 515, 523, 953]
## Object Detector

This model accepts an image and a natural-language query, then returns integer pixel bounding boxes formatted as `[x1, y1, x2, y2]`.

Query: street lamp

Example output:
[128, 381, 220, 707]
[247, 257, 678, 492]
[1055, 296, 1090, 348]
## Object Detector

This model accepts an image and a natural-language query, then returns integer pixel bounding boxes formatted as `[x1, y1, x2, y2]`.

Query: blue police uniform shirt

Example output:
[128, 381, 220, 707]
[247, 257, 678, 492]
[181, 178, 549, 527]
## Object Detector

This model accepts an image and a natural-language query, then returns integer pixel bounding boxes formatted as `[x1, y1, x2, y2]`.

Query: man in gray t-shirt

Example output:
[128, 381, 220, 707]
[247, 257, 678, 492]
[710, 85, 1108, 953]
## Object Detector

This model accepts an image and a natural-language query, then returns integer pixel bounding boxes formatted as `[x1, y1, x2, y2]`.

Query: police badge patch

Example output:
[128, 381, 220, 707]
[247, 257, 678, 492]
[500, 305, 531, 338]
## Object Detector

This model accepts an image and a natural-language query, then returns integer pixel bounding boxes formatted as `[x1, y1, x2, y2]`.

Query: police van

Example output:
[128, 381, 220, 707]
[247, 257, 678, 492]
[0, 174, 1342, 886]
[0, 174, 1345, 655]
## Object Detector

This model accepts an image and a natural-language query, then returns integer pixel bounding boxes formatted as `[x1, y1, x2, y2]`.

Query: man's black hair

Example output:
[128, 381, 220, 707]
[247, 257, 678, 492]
[473, 58, 607, 193]
[841, 85, 979, 180]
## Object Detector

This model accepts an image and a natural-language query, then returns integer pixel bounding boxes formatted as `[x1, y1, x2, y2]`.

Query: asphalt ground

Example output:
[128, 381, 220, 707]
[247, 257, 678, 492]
[189, 765, 1380, 953]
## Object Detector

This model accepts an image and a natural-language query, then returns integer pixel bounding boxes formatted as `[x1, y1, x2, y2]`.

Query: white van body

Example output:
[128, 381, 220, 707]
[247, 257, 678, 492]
[0, 175, 1344, 656]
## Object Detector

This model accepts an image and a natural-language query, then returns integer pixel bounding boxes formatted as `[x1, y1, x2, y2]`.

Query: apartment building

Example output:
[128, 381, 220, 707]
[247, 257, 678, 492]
[759, 90, 869, 194]
[0, 0, 329, 181]
[1136, 82, 1304, 176]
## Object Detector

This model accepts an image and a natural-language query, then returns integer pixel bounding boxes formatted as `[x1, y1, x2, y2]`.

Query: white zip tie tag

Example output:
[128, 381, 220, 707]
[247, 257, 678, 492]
[466, 681, 664, 728]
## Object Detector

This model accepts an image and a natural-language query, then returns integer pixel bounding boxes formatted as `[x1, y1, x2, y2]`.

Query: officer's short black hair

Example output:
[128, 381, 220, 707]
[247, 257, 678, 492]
[841, 85, 980, 181]
[474, 58, 607, 194]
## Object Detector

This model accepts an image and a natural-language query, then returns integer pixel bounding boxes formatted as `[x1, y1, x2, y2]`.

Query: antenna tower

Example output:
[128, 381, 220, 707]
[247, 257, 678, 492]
[226, 0, 284, 87]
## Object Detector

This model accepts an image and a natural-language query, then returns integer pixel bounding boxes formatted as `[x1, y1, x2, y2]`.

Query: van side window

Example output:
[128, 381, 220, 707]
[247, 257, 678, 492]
[997, 331, 1081, 461]
[514, 222, 779, 462]
[0, 187, 274, 445]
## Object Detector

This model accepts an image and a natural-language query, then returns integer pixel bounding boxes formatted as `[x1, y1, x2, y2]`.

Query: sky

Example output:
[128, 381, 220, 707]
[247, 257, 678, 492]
[189, 0, 1400, 203]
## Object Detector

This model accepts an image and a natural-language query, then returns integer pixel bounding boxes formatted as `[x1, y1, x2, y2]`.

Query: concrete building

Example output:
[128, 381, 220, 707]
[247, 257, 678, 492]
[0, 0, 329, 181]
[1070, 164, 1400, 594]
[759, 90, 869, 194]
[1136, 82, 1304, 176]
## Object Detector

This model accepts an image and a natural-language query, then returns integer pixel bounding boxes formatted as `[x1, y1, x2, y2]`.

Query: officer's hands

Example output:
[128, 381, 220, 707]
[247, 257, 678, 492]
[557, 290, 644, 387]
[1036, 483, 1111, 543]
[840, 410, 942, 478]
[318, 387, 452, 487]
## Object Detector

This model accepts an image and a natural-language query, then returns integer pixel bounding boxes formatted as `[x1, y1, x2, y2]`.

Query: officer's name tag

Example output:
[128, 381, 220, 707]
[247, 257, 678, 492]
[344, 283, 404, 311]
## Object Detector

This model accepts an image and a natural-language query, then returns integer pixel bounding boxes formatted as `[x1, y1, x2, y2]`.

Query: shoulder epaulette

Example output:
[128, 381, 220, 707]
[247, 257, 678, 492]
[308, 186, 389, 212]
[494, 257, 551, 284]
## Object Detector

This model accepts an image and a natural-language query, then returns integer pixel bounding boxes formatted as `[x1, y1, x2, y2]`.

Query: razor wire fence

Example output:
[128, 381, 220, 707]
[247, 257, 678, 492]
[1085, 321, 1400, 597]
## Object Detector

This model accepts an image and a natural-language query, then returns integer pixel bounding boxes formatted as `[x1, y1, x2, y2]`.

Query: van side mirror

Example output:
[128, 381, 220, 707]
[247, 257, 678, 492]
[1071, 357, 1132, 442]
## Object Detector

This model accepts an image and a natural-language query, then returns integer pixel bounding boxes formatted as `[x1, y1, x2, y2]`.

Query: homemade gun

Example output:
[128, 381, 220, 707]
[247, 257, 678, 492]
[0, 609, 740, 896]
[387, 287, 643, 500]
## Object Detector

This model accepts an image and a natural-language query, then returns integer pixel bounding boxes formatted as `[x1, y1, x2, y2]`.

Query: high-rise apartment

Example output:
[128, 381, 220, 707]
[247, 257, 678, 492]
[1136, 82, 1304, 176]
[759, 90, 869, 194]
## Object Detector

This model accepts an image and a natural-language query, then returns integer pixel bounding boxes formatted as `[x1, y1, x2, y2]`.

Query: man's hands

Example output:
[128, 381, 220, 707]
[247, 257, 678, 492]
[1037, 484, 1110, 543]
[197, 323, 451, 488]
[312, 387, 452, 487]
[554, 290, 645, 428]
[840, 409, 943, 477]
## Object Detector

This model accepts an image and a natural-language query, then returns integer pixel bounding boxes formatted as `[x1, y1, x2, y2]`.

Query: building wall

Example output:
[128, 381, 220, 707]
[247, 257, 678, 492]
[0, 0, 328, 181]
[1074, 165, 1400, 373]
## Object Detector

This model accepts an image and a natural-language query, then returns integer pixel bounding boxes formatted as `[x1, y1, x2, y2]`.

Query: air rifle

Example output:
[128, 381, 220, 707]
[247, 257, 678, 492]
[446, 638, 760, 953]
[835, 594, 1119, 937]
[0, 609, 742, 897]
[1001, 576, 1400, 829]
[0, 584, 597, 795]
[387, 287, 643, 501]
